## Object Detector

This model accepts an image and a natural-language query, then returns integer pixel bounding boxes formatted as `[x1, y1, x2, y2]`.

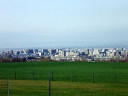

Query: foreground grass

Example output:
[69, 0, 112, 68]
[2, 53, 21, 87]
[0, 80, 128, 96]
[0, 62, 128, 95]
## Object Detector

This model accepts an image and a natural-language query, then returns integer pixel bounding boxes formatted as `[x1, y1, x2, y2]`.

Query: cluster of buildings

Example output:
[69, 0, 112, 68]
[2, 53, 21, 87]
[0, 48, 128, 62]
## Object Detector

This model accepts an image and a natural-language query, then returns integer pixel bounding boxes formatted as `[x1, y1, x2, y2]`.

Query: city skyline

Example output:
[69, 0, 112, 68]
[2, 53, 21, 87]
[0, 48, 128, 62]
[0, 0, 128, 48]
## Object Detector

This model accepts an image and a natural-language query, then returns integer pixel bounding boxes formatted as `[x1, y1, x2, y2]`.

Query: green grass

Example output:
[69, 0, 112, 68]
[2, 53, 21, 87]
[1, 80, 128, 96]
[0, 62, 128, 83]
[0, 62, 128, 96]
[0, 80, 7, 96]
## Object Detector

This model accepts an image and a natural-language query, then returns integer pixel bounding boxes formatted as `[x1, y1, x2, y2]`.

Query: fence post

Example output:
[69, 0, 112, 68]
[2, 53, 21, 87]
[92, 73, 94, 83]
[8, 80, 9, 96]
[15, 71, 16, 80]
[49, 72, 51, 96]
[115, 73, 116, 83]
[52, 71, 53, 81]
[33, 70, 34, 80]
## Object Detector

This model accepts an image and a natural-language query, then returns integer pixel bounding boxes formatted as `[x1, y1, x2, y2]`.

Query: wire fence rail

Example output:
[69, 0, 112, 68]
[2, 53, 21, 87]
[1, 72, 128, 96]
[0, 71, 128, 83]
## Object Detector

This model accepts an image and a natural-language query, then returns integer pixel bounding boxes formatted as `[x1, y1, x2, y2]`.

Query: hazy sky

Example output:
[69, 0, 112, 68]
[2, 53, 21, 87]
[0, 0, 128, 49]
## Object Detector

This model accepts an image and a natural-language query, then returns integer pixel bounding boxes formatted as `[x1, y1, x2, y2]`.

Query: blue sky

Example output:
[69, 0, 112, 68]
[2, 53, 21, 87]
[0, 0, 128, 48]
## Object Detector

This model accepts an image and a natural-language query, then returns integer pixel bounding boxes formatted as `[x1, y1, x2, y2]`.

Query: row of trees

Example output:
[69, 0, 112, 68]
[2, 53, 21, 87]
[0, 56, 53, 63]
[0, 57, 128, 63]
[92, 57, 128, 62]
[0, 58, 27, 63]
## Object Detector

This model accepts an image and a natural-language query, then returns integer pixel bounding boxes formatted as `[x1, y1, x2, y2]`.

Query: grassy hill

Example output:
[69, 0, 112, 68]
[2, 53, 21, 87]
[0, 62, 128, 96]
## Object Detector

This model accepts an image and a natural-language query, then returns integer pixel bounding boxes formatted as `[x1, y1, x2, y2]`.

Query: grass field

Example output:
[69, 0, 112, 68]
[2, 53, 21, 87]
[0, 62, 128, 96]
[0, 80, 128, 96]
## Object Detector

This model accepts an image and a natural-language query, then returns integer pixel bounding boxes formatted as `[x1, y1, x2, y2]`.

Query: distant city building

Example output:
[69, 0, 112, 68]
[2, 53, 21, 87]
[50, 49, 56, 56]
[58, 50, 66, 57]
[0, 48, 128, 62]
[93, 49, 99, 55]
[42, 49, 49, 56]
[34, 49, 38, 53]
[27, 49, 34, 54]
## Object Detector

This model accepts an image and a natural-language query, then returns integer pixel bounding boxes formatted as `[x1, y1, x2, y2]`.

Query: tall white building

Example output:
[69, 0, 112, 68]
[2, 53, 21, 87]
[93, 49, 99, 55]
[59, 50, 65, 57]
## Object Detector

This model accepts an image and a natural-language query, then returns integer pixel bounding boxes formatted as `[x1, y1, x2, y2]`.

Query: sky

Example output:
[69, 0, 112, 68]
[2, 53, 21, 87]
[0, 0, 128, 49]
